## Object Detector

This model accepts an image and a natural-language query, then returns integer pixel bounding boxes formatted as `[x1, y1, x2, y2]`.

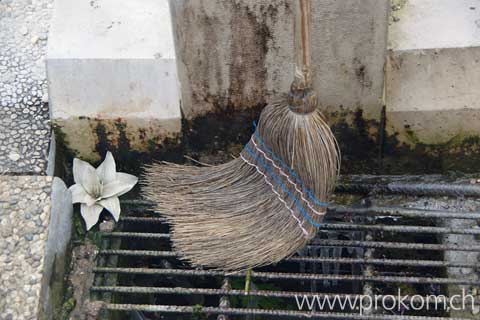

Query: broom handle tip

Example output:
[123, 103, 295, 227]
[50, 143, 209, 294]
[298, 0, 312, 88]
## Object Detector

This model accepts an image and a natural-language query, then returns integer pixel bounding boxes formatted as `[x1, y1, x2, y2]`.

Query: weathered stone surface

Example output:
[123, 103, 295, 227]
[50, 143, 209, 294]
[170, 0, 388, 120]
[47, 0, 181, 160]
[387, 0, 480, 145]
[310, 0, 389, 119]
[39, 177, 73, 319]
[54, 117, 181, 163]
[0, 176, 73, 320]
[169, 0, 295, 119]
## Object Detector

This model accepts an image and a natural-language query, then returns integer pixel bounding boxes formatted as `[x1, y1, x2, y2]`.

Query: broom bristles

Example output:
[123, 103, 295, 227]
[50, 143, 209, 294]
[142, 94, 340, 272]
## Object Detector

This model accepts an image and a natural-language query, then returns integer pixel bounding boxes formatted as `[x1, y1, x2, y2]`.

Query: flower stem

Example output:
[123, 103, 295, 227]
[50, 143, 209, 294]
[244, 269, 252, 294]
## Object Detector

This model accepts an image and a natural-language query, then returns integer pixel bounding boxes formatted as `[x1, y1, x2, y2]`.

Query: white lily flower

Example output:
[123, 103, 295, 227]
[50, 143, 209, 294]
[69, 151, 138, 230]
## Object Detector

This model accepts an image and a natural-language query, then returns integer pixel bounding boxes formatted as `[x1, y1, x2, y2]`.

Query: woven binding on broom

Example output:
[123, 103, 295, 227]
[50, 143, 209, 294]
[240, 123, 329, 236]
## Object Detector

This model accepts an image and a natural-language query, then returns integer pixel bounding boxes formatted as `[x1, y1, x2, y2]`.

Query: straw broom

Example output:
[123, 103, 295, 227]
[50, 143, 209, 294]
[142, 0, 340, 272]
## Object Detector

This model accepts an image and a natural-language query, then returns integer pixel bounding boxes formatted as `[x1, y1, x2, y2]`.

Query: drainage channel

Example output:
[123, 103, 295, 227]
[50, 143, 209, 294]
[91, 177, 480, 319]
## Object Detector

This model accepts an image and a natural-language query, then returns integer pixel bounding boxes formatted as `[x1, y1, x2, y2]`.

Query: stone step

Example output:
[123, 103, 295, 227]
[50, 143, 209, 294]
[46, 0, 182, 161]
[0, 176, 73, 320]
[386, 0, 480, 145]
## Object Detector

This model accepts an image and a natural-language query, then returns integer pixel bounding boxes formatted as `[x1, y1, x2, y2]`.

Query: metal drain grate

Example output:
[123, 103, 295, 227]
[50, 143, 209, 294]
[92, 175, 480, 319]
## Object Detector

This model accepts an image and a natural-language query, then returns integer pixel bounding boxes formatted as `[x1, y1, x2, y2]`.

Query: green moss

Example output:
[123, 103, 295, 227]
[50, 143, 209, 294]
[404, 128, 420, 145]
[192, 304, 207, 320]
[229, 279, 295, 311]
[384, 130, 480, 174]
[52, 125, 78, 186]
[70, 205, 105, 249]
[391, 0, 408, 10]
[331, 194, 364, 206]
[59, 296, 76, 320]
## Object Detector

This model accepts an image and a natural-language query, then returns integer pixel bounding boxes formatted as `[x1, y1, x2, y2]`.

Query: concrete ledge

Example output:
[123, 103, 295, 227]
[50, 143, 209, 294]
[387, 47, 480, 114]
[0, 176, 73, 320]
[47, 59, 180, 120]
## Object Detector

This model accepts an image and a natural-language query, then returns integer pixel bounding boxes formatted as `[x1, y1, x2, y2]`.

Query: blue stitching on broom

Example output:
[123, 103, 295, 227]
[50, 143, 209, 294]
[244, 145, 324, 228]
[252, 121, 326, 208]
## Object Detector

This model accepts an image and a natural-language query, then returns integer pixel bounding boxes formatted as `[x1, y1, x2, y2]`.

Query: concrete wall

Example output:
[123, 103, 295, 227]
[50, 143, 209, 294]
[169, 0, 295, 119]
[170, 0, 389, 120]
[309, 0, 389, 119]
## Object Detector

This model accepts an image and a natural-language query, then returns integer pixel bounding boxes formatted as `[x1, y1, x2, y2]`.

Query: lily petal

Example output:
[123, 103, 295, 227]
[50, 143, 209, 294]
[69, 184, 97, 206]
[99, 197, 121, 221]
[80, 203, 104, 230]
[96, 151, 116, 184]
[102, 172, 138, 198]
[73, 158, 100, 196]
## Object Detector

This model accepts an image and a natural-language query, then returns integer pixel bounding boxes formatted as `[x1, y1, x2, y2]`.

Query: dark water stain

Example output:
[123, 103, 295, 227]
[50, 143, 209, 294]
[353, 57, 373, 89]
[182, 102, 264, 164]
[55, 105, 263, 177]
[177, 1, 275, 118]
[228, 2, 272, 110]
[52, 125, 78, 186]
[55, 104, 480, 179]
[329, 108, 382, 174]
[93, 119, 184, 176]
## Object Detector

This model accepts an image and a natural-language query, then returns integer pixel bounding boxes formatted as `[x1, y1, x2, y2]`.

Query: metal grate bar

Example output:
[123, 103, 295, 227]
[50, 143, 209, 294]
[319, 223, 480, 235]
[100, 232, 170, 239]
[100, 250, 177, 257]
[329, 206, 480, 220]
[337, 181, 480, 197]
[103, 304, 473, 320]
[120, 216, 166, 223]
[119, 206, 480, 221]
[97, 232, 480, 252]
[124, 178, 480, 199]
[98, 249, 479, 268]
[100, 223, 480, 237]
[309, 239, 480, 251]
[92, 286, 479, 305]
[93, 268, 480, 285]
[98, 234, 480, 251]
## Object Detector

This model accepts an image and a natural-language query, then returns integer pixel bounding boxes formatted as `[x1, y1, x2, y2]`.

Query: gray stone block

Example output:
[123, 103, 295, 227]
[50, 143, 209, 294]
[387, 0, 480, 144]
[47, 0, 181, 160]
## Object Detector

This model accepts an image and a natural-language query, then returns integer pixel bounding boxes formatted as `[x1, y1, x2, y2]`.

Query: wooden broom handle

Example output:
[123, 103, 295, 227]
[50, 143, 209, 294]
[288, 0, 317, 113]
[299, 0, 311, 69]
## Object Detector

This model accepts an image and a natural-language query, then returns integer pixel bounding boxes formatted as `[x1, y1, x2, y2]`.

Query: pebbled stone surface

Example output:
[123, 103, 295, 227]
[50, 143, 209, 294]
[0, 0, 53, 174]
[0, 176, 53, 320]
